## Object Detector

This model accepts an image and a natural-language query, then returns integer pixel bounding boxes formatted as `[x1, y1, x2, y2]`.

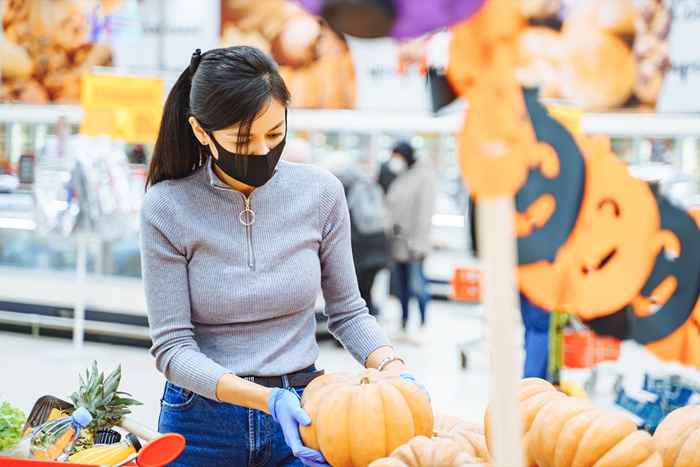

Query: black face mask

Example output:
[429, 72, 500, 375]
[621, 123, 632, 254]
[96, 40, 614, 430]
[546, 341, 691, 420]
[209, 120, 287, 188]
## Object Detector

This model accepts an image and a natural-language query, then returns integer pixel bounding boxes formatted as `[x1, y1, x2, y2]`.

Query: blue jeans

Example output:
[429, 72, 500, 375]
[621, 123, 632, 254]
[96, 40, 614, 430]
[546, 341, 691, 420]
[520, 294, 550, 379]
[395, 261, 430, 329]
[159, 380, 308, 466]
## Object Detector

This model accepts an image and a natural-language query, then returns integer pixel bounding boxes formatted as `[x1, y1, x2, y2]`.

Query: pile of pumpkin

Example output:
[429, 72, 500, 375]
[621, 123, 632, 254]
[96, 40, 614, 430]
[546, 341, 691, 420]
[300, 370, 700, 467]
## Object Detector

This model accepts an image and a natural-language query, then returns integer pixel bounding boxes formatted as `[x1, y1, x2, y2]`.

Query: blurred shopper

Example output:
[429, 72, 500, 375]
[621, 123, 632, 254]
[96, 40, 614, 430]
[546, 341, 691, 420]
[332, 159, 390, 318]
[142, 46, 427, 467]
[378, 141, 413, 194]
[129, 144, 147, 165]
[386, 140, 436, 342]
[521, 294, 551, 378]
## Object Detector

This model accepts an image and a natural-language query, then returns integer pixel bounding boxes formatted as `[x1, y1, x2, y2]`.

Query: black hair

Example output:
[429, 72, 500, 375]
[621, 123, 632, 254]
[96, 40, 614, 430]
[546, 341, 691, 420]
[392, 140, 416, 167]
[146, 46, 291, 188]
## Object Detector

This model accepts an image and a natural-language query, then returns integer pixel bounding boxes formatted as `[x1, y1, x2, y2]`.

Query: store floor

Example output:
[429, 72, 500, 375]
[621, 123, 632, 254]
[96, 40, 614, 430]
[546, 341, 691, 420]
[1, 298, 496, 428]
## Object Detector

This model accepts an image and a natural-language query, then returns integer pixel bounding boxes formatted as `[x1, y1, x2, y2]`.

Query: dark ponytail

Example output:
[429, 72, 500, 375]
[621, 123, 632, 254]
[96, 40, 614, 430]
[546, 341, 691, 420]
[146, 46, 291, 188]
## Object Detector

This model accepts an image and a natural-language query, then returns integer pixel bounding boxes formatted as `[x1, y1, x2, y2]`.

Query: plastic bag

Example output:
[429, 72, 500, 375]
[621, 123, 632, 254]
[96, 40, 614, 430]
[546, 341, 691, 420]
[29, 407, 92, 461]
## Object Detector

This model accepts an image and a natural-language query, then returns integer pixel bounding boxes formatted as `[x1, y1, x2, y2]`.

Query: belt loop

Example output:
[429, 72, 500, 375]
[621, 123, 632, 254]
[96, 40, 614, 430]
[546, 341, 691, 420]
[282, 374, 290, 389]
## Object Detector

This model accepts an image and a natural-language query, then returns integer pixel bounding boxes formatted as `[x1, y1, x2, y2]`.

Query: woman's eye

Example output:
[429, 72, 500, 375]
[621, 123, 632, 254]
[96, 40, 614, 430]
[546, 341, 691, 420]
[267, 133, 283, 139]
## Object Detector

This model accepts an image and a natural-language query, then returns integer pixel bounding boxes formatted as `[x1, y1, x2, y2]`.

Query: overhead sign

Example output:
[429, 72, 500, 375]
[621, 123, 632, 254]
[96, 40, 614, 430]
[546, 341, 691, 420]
[80, 73, 164, 144]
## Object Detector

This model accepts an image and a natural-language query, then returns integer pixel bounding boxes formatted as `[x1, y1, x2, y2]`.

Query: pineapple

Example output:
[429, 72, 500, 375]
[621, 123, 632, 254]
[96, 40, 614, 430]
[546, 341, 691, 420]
[69, 361, 142, 452]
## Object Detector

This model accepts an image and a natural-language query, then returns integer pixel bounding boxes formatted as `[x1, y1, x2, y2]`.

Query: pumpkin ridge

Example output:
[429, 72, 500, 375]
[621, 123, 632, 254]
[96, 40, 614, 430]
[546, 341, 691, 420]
[553, 408, 597, 467]
[668, 422, 699, 467]
[573, 412, 636, 467]
[675, 429, 700, 466]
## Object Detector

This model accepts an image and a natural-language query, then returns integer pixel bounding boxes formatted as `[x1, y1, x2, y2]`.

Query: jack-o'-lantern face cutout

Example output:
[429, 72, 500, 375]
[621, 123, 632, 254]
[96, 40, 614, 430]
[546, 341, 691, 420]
[555, 137, 677, 317]
[583, 195, 700, 367]
[516, 89, 585, 265]
[627, 197, 700, 348]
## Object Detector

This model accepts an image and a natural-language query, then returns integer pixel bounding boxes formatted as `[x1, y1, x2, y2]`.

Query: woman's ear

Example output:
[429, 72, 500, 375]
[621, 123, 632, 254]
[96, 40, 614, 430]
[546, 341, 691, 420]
[188, 116, 210, 146]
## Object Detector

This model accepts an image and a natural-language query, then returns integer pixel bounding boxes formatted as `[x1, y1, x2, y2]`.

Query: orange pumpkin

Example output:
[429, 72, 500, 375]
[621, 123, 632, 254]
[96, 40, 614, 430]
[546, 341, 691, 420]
[485, 378, 564, 467]
[300, 370, 434, 467]
[653, 405, 700, 467]
[486, 379, 662, 467]
[433, 414, 489, 462]
[367, 436, 486, 467]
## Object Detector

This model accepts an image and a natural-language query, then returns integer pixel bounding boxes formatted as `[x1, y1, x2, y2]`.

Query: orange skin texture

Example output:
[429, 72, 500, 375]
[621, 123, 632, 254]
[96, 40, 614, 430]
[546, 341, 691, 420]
[653, 405, 700, 467]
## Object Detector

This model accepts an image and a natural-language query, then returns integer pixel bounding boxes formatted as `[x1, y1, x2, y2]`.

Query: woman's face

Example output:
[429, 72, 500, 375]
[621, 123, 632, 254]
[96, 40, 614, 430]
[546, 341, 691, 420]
[190, 98, 287, 158]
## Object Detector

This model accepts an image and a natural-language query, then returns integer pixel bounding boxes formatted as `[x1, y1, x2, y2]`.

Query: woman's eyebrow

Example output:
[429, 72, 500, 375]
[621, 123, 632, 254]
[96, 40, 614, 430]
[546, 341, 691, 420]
[234, 120, 285, 139]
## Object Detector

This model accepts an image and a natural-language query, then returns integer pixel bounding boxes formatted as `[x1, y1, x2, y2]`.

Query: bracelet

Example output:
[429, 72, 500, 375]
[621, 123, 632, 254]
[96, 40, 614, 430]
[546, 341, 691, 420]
[377, 356, 406, 372]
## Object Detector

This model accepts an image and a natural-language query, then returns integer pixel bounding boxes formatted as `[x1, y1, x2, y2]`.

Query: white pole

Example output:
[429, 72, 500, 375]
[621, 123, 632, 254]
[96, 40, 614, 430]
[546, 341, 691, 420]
[477, 197, 524, 467]
[73, 234, 88, 350]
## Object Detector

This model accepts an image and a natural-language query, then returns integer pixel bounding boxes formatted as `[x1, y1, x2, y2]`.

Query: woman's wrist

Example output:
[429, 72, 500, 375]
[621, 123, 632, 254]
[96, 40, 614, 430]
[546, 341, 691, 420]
[382, 359, 408, 375]
[216, 373, 274, 413]
[366, 346, 409, 375]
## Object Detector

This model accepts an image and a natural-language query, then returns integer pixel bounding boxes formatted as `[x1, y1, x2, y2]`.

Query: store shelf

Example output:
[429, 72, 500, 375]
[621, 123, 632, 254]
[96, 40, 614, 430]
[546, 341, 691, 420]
[581, 112, 700, 138]
[1, 103, 699, 138]
[0, 104, 83, 125]
[288, 108, 463, 134]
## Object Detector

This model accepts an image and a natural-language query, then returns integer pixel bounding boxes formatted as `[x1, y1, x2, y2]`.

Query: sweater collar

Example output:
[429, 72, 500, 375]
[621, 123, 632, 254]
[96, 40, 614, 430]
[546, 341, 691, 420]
[202, 157, 285, 195]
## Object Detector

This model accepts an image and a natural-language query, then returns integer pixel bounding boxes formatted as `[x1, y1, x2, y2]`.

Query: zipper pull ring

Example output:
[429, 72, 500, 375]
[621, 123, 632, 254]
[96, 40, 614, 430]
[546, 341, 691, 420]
[239, 208, 255, 226]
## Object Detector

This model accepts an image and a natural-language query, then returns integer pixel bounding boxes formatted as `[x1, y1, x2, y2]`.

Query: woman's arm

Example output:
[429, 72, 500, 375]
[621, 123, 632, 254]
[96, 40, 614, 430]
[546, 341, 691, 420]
[215, 374, 272, 412]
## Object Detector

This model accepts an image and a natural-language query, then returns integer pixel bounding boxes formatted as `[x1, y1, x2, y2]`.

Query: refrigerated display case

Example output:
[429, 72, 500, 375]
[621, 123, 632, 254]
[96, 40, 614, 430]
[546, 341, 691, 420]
[0, 104, 699, 346]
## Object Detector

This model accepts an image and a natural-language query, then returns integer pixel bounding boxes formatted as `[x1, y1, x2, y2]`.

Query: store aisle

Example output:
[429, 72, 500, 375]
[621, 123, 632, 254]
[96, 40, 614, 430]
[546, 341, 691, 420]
[0, 299, 493, 428]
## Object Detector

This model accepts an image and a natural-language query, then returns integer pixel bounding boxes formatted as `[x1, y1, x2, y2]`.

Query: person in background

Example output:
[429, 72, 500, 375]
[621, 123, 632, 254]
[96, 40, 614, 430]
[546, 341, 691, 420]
[129, 144, 147, 165]
[327, 154, 389, 317]
[378, 141, 413, 194]
[520, 294, 551, 378]
[386, 140, 436, 343]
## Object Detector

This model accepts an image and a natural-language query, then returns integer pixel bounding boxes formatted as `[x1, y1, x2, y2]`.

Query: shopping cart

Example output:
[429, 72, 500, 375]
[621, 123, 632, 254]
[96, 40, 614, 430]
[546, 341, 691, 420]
[450, 266, 484, 369]
[0, 432, 185, 467]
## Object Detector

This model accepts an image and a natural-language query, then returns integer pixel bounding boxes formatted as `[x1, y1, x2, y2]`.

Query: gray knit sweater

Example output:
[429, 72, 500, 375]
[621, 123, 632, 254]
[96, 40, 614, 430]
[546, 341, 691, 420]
[140, 159, 389, 401]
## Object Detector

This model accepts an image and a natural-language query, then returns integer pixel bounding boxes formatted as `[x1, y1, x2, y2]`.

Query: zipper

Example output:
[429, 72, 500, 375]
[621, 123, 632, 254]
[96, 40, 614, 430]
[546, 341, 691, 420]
[207, 170, 256, 271]
[239, 194, 256, 271]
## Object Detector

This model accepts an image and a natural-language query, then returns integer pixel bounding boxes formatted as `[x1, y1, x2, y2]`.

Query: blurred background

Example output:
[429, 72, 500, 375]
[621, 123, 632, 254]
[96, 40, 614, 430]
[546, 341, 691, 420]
[0, 0, 700, 441]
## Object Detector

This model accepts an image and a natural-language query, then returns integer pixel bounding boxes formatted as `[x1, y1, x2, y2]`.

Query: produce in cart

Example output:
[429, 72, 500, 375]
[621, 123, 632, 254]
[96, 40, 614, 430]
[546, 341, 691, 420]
[68, 361, 142, 452]
[0, 400, 27, 458]
[29, 407, 92, 461]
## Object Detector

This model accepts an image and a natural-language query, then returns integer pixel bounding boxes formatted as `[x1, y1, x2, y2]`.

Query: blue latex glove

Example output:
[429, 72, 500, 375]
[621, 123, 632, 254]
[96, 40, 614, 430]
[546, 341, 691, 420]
[400, 373, 431, 401]
[268, 388, 330, 467]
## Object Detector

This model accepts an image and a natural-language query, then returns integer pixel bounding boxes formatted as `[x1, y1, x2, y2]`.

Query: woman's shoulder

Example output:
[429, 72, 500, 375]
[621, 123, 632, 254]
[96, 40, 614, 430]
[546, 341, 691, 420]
[142, 169, 204, 218]
[278, 161, 343, 195]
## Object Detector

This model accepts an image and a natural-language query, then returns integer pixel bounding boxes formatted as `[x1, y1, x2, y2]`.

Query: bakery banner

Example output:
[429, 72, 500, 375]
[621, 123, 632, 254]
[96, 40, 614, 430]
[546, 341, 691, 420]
[79, 73, 164, 144]
[219, 0, 357, 109]
[657, 0, 700, 112]
[1, 0, 219, 104]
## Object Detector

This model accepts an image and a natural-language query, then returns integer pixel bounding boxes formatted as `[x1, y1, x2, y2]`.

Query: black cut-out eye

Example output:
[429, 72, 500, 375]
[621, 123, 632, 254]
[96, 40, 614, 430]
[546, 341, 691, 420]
[597, 198, 620, 217]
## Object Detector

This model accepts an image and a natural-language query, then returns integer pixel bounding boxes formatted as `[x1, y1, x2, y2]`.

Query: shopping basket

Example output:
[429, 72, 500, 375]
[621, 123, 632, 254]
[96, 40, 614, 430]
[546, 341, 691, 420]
[563, 328, 621, 369]
[450, 266, 481, 302]
[0, 432, 185, 467]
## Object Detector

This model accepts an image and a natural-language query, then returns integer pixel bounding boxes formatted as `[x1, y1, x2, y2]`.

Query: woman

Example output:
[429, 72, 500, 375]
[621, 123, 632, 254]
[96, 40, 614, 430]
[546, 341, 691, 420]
[141, 46, 426, 467]
[386, 140, 436, 343]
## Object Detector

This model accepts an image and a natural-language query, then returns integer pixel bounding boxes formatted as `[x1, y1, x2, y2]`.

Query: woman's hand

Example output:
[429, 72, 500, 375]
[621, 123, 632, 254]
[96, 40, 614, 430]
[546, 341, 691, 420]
[268, 388, 330, 467]
[399, 373, 431, 401]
